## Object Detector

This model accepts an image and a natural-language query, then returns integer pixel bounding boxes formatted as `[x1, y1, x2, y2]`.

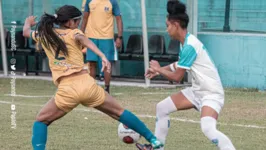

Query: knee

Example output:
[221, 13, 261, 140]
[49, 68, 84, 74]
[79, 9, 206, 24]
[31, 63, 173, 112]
[156, 101, 168, 117]
[200, 117, 216, 135]
[156, 97, 176, 117]
[35, 113, 52, 126]
[113, 108, 124, 120]
[201, 122, 213, 135]
[88, 62, 97, 69]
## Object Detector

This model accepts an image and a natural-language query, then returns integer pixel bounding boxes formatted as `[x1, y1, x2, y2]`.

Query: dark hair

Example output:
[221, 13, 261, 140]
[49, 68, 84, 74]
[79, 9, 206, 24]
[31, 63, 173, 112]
[35, 5, 82, 57]
[167, 0, 189, 29]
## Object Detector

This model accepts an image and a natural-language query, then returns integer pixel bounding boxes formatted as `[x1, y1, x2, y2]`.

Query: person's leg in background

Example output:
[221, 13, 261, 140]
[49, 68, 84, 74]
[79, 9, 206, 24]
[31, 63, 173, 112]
[98, 59, 104, 81]
[88, 62, 97, 78]
[86, 38, 99, 79]
[99, 39, 118, 93]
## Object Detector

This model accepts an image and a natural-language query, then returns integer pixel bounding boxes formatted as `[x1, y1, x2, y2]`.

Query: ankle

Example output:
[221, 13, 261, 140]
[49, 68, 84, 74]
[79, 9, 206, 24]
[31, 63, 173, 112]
[105, 85, 110, 93]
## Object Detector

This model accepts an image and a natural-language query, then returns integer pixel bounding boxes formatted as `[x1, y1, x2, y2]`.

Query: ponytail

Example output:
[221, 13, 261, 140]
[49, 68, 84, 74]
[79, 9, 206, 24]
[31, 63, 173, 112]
[35, 5, 82, 57]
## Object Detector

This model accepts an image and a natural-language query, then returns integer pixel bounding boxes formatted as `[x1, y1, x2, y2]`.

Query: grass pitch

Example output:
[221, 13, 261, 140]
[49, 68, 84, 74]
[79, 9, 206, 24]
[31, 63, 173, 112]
[0, 78, 265, 150]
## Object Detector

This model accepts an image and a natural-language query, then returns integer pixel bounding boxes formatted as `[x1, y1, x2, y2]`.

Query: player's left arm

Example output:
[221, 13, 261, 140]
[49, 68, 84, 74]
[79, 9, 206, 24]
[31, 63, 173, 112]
[150, 60, 186, 82]
[115, 16, 123, 39]
[115, 16, 123, 48]
[112, 0, 123, 47]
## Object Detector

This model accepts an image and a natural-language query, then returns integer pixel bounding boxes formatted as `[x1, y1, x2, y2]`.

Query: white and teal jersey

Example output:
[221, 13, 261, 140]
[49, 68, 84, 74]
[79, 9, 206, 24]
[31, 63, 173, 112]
[178, 33, 224, 100]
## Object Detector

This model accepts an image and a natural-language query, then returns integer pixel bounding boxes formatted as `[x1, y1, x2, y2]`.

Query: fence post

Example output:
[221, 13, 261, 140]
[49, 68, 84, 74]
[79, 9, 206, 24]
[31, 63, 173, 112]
[223, 0, 231, 32]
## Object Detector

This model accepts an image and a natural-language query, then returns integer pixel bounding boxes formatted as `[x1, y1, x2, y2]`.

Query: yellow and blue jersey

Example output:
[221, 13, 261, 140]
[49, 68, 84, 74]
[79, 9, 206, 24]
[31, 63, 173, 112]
[31, 29, 86, 86]
[84, 0, 121, 39]
[31, 29, 106, 113]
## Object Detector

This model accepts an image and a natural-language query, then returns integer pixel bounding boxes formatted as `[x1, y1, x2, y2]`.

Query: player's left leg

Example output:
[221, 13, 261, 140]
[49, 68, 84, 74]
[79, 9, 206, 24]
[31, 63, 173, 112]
[94, 93, 163, 148]
[86, 38, 99, 79]
[80, 77, 163, 149]
[103, 63, 112, 93]
[200, 100, 236, 150]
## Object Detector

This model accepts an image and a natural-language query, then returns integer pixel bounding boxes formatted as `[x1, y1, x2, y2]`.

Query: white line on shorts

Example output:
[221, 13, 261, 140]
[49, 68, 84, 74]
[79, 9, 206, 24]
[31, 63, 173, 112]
[0, 100, 265, 129]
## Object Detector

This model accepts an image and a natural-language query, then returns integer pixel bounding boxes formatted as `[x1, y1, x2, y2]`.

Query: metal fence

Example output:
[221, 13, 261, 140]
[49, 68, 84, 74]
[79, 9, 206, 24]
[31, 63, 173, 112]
[198, 0, 266, 33]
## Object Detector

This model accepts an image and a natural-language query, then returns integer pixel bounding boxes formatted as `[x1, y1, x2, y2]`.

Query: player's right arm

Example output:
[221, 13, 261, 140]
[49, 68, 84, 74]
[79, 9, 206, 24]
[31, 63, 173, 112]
[80, 0, 90, 33]
[162, 62, 178, 72]
[23, 16, 37, 38]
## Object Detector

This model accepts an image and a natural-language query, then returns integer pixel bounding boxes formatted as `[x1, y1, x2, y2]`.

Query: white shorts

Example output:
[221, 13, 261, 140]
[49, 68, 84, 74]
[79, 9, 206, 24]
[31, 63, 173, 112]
[181, 87, 224, 114]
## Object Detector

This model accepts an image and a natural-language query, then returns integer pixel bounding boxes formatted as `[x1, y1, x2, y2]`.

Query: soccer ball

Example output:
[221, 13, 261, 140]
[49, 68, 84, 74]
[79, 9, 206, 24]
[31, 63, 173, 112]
[118, 123, 141, 144]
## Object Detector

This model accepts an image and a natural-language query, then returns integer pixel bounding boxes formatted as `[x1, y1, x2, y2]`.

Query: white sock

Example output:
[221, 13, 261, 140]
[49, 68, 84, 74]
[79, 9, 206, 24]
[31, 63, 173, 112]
[155, 97, 177, 150]
[201, 117, 236, 150]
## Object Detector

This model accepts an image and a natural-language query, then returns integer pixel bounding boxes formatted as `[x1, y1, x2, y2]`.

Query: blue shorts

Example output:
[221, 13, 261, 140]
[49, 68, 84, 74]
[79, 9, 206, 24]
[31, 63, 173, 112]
[86, 38, 118, 62]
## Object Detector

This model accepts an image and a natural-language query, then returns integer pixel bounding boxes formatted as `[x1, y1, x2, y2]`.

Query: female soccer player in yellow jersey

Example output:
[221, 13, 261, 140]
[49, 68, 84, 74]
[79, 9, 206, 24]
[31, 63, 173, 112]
[23, 5, 163, 150]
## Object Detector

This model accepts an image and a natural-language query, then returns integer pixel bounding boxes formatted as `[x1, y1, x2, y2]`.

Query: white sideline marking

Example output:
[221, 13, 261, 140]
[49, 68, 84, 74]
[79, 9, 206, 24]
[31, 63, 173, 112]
[141, 92, 171, 95]
[3, 94, 125, 98]
[3, 92, 172, 98]
[4, 94, 52, 98]
[113, 93, 124, 96]
[0, 100, 265, 129]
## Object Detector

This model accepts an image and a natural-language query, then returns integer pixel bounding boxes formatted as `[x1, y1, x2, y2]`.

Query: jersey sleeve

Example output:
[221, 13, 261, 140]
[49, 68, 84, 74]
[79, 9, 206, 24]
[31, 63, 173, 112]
[111, 0, 121, 16]
[71, 29, 85, 40]
[178, 45, 197, 70]
[84, 0, 91, 12]
[30, 31, 39, 42]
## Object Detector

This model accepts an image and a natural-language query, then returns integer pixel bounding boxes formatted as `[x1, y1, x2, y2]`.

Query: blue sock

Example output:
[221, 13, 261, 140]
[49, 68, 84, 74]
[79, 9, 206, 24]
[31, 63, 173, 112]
[32, 121, 47, 150]
[119, 110, 156, 142]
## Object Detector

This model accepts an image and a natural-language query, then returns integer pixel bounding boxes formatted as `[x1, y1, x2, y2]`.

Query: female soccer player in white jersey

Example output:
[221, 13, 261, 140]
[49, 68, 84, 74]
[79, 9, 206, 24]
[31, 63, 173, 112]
[136, 1, 236, 150]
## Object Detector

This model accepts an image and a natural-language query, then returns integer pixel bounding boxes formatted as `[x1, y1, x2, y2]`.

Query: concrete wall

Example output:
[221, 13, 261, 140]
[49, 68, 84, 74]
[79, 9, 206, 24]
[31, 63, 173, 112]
[198, 33, 266, 90]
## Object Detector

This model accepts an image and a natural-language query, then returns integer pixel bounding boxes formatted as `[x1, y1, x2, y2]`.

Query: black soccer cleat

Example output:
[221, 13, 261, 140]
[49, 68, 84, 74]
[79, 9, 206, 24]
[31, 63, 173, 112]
[136, 143, 153, 150]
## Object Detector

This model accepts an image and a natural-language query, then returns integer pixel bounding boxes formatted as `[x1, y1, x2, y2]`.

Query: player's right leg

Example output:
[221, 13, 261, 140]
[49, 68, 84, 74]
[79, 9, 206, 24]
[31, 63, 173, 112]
[32, 71, 87, 150]
[97, 59, 104, 81]
[86, 38, 99, 79]
[32, 98, 66, 150]
[136, 88, 196, 150]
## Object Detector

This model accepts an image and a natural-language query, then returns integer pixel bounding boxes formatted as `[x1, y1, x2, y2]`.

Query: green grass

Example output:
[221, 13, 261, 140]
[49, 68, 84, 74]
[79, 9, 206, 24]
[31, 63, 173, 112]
[0, 78, 266, 150]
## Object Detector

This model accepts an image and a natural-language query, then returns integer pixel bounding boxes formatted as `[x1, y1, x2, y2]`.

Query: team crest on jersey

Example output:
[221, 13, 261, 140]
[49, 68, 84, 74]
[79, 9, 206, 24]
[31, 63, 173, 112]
[104, 7, 110, 12]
